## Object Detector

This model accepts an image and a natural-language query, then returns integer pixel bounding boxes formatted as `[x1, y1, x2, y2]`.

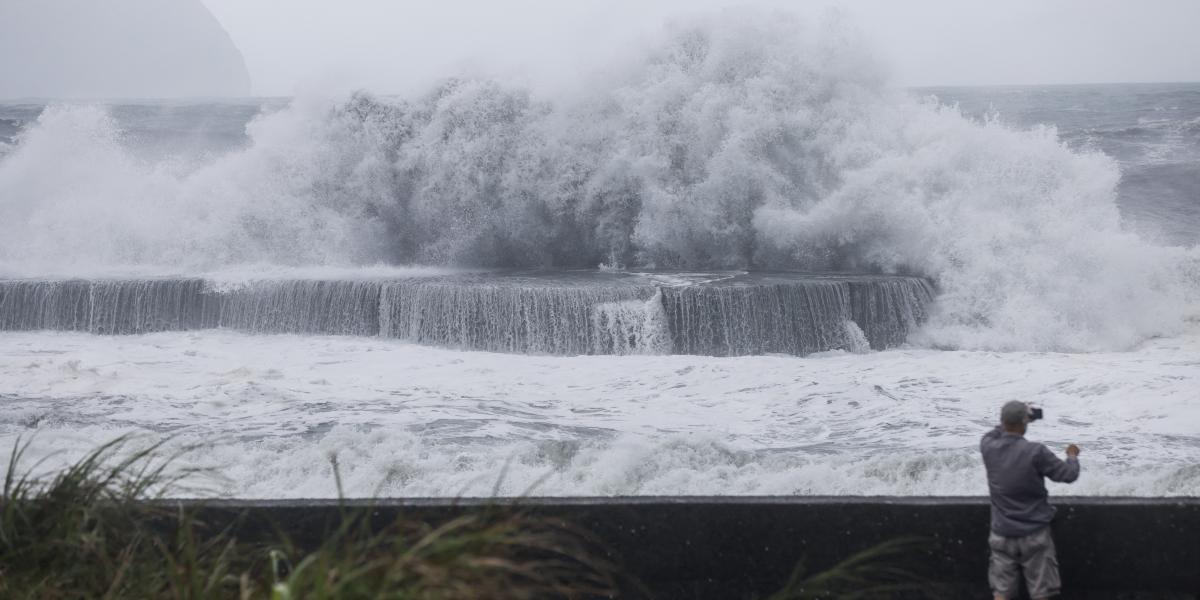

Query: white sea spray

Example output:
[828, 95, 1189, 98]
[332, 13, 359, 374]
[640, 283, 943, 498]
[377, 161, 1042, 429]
[0, 10, 1195, 351]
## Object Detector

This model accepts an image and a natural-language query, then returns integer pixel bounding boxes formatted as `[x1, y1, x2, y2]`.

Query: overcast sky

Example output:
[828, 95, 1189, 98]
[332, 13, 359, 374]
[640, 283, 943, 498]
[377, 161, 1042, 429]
[202, 0, 1200, 96]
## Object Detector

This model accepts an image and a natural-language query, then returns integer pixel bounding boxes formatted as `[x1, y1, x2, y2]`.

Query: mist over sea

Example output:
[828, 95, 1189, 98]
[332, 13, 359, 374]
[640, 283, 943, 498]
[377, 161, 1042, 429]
[0, 13, 1196, 498]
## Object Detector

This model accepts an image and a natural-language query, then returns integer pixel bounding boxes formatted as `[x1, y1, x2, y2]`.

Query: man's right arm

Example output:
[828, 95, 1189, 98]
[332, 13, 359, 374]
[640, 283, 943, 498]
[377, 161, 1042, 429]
[1035, 444, 1080, 483]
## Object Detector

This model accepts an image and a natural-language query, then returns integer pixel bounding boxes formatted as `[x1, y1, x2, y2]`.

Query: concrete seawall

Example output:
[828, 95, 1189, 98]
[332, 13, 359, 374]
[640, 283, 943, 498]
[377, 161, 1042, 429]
[170, 496, 1199, 599]
[0, 273, 934, 355]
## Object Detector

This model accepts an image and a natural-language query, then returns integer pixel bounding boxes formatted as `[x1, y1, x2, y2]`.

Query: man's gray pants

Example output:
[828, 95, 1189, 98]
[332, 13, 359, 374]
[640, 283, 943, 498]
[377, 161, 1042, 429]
[988, 526, 1061, 598]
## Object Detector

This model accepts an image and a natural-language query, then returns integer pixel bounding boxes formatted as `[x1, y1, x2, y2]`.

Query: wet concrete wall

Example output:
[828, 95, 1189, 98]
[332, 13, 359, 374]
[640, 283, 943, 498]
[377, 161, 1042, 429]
[171, 496, 1200, 599]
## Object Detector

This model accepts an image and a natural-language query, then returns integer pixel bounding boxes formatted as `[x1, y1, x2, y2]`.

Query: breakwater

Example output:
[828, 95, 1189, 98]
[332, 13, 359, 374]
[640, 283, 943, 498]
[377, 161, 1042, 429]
[0, 272, 935, 355]
[165, 496, 1200, 599]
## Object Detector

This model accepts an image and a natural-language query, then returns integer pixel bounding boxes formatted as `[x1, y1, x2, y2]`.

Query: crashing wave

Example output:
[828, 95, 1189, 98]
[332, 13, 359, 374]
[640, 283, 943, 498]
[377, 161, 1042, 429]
[0, 10, 1194, 351]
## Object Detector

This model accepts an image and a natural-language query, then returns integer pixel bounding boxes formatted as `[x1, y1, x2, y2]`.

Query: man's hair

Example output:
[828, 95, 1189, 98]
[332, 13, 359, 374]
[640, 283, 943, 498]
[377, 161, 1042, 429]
[1001, 401, 1029, 427]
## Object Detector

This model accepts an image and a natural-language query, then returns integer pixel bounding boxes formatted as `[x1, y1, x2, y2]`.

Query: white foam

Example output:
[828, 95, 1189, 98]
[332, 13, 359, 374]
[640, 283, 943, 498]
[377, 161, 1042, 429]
[1, 329, 1196, 498]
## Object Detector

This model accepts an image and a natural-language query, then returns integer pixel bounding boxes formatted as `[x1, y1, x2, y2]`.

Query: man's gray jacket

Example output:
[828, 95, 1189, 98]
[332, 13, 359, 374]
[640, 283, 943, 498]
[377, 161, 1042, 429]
[981, 427, 1080, 537]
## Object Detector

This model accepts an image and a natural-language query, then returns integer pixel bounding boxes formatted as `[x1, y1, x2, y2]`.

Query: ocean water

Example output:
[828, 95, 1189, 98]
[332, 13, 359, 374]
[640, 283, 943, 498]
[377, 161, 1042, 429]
[0, 13, 1196, 497]
[923, 83, 1200, 248]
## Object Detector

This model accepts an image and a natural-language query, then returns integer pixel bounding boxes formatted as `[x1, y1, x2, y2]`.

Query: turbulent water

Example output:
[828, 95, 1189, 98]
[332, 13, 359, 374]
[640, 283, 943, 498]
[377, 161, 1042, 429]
[0, 12, 1197, 497]
[2, 330, 1196, 498]
[925, 83, 1200, 249]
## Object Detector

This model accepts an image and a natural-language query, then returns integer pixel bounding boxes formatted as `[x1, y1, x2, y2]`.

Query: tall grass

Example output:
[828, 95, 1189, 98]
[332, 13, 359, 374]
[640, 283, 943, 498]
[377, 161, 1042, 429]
[0, 436, 621, 599]
[0, 435, 249, 598]
[267, 509, 620, 599]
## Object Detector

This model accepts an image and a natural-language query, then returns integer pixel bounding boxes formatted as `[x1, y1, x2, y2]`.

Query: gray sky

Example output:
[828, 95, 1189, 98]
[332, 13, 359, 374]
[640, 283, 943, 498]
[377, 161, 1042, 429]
[201, 0, 1200, 96]
[1, 0, 249, 99]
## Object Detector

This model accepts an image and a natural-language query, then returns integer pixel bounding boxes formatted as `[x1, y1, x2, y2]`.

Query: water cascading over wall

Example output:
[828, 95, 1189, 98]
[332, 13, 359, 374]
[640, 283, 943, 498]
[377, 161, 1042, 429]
[660, 275, 935, 354]
[218, 280, 383, 336]
[848, 278, 938, 349]
[0, 273, 935, 356]
[0, 279, 382, 336]
[0, 279, 219, 334]
[665, 280, 854, 355]
[378, 278, 659, 355]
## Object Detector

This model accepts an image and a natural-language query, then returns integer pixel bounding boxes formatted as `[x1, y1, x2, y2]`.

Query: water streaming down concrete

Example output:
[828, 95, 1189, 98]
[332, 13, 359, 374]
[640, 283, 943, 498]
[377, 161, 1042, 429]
[0, 278, 219, 334]
[378, 273, 657, 355]
[848, 277, 937, 349]
[0, 272, 935, 355]
[666, 278, 848, 355]
[219, 280, 382, 336]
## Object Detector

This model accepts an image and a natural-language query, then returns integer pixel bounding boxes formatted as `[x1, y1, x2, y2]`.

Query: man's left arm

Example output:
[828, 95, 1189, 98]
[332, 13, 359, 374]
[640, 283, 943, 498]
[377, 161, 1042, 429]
[1035, 444, 1080, 483]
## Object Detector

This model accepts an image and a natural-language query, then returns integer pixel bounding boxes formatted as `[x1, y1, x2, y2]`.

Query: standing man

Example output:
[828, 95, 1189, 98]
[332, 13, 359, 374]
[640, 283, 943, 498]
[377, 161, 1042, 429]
[981, 400, 1080, 600]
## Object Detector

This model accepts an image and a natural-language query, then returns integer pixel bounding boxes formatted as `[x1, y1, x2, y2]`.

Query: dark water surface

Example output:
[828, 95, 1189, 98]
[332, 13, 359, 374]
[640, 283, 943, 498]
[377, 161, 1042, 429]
[924, 82, 1200, 246]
